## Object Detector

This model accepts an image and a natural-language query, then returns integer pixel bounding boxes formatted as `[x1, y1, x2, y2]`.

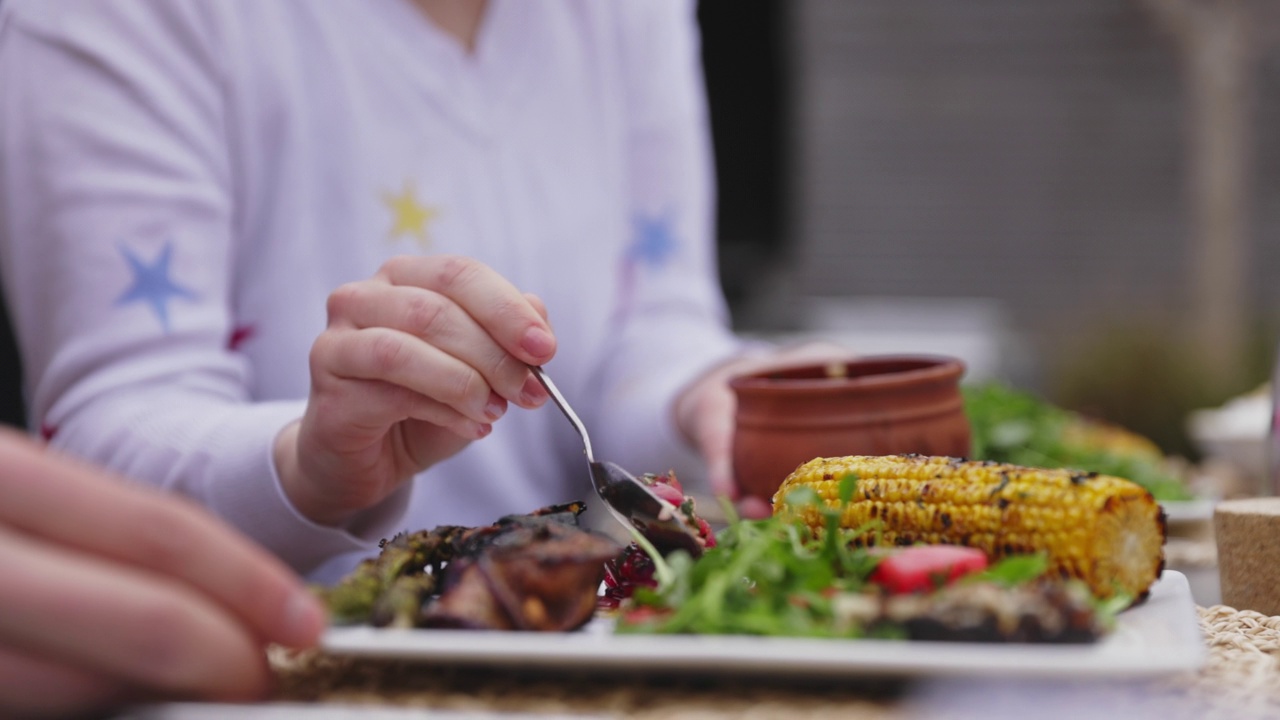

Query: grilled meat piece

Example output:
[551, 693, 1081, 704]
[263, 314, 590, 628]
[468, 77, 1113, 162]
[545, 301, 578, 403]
[319, 501, 618, 631]
[420, 562, 516, 630]
[425, 518, 620, 631]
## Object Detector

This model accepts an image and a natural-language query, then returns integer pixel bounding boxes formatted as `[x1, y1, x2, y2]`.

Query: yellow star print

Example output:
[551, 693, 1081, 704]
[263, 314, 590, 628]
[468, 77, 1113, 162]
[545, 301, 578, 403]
[383, 181, 438, 249]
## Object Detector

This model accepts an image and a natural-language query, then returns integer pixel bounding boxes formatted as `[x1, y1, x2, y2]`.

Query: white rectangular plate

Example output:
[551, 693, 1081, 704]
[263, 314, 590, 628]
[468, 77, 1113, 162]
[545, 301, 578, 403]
[320, 570, 1205, 680]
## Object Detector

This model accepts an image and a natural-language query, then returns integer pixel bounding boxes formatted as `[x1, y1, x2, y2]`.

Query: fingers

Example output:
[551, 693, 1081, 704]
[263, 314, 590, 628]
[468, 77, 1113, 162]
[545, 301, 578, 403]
[378, 255, 556, 364]
[736, 496, 773, 520]
[287, 256, 557, 521]
[673, 356, 746, 499]
[319, 256, 555, 436]
[310, 327, 500, 438]
[523, 292, 550, 322]
[0, 645, 133, 718]
[325, 282, 537, 412]
[691, 384, 737, 499]
[676, 344, 858, 506]
[0, 431, 326, 652]
[0, 523, 272, 703]
[693, 401, 773, 520]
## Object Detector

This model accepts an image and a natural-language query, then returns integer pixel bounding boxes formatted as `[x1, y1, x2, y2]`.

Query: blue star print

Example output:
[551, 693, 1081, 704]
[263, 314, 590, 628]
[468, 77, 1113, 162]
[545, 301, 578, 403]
[628, 213, 679, 268]
[115, 241, 198, 333]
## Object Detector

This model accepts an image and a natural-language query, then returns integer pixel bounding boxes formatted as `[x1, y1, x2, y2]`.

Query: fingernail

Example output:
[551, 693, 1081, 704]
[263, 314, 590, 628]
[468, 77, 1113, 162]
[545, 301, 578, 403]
[475, 422, 493, 438]
[520, 327, 555, 360]
[520, 375, 548, 406]
[484, 392, 507, 421]
[285, 589, 326, 644]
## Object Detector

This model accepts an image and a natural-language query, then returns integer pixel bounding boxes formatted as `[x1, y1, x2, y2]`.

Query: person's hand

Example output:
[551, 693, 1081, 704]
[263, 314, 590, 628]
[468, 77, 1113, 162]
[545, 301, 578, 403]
[0, 430, 327, 718]
[277, 255, 555, 526]
[673, 342, 853, 518]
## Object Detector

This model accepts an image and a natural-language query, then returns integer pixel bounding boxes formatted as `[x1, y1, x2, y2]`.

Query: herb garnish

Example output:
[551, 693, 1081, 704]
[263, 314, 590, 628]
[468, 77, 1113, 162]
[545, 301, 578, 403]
[617, 486, 883, 637]
[616, 484, 1123, 640]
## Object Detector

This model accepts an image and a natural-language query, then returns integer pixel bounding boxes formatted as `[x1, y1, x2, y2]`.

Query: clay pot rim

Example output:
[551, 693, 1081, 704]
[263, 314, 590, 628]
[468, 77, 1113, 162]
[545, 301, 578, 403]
[728, 353, 966, 394]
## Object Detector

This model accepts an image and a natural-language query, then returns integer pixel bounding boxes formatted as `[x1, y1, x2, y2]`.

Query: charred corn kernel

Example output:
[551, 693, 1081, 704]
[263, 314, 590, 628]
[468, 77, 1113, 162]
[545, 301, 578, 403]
[773, 454, 1166, 601]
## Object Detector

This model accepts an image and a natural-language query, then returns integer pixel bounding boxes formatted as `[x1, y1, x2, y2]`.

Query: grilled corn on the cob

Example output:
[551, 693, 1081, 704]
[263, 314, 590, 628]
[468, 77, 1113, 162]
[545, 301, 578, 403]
[1060, 416, 1165, 461]
[773, 454, 1166, 601]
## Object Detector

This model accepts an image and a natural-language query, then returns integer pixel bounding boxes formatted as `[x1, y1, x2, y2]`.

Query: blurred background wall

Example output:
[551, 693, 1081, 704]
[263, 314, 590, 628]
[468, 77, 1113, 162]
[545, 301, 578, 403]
[0, 0, 1275, 459]
[701, 0, 1280, 456]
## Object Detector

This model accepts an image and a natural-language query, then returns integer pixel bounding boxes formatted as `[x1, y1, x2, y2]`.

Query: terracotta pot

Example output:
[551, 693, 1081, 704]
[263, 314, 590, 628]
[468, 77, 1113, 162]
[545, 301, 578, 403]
[729, 354, 971, 502]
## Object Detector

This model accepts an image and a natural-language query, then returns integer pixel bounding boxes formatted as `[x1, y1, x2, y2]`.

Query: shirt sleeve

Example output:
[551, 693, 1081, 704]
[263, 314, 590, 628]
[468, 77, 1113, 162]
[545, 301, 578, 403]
[588, 0, 747, 486]
[0, 1, 407, 575]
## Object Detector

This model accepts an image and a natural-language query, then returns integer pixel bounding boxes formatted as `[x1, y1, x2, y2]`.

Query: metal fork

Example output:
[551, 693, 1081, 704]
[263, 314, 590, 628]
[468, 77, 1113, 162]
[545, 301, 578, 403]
[529, 366, 705, 557]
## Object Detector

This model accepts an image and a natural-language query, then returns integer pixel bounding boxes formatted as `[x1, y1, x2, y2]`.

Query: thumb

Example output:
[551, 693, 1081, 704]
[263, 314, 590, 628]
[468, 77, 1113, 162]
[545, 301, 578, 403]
[691, 386, 738, 500]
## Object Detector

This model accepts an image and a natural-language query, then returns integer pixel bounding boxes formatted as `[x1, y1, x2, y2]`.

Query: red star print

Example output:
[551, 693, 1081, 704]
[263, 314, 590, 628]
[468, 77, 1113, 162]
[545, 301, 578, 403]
[228, 323, 257, 351]
[40, 422, 58, 441]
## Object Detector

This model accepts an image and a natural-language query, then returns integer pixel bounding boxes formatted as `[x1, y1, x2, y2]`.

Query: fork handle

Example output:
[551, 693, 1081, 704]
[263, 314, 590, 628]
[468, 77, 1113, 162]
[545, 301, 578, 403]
[529, 365, 595, 462]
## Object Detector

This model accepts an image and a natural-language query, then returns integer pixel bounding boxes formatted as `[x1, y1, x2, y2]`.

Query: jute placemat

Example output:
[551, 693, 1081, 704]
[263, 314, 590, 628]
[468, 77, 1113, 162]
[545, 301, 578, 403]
[270, 648, 902, 719]
[269, 605, 1280, 719]
[1166, 605, 1280, 716]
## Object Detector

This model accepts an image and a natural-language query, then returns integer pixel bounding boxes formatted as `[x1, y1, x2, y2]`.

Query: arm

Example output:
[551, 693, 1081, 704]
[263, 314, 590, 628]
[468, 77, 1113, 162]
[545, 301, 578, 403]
[0, 3, 557, 552]
[0, 2, 397, 572]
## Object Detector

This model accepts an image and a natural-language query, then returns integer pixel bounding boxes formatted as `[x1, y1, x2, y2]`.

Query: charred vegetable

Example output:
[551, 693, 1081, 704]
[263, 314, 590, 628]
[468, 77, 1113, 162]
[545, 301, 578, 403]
[618, 482, 1124, 642]
[318, 502, 619, 631]
[318, 524, 464, 625]
[773, 454, 1167, 602]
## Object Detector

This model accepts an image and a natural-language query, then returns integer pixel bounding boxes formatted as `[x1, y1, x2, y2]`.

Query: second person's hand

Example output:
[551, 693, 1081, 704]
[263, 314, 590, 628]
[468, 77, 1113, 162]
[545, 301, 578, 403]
[674, 342, 854, 518]
[276, 255, 554, 526]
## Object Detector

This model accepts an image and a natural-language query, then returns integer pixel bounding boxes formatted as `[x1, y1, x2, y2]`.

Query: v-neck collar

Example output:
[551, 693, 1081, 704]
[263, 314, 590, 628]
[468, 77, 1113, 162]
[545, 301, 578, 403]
[373, 0, 533, 140]
[395, 0, 494, 67]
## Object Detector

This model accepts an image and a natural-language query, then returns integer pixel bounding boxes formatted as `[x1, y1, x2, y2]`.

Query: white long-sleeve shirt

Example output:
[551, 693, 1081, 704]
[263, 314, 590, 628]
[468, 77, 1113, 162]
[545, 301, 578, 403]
[0, 0, 742, 580]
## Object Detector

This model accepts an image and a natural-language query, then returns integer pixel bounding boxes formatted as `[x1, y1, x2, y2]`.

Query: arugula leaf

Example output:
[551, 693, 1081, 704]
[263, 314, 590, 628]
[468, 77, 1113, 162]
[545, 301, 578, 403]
[964, 381, 1193, 501]
[970, 553, 1049, 587]
[616, 483, 1112, 641]
[1092, 591, 1134, 629]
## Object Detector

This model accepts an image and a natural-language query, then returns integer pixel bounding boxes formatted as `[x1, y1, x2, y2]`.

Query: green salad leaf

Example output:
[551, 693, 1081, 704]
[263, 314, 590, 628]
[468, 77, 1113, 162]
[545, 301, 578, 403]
[969, 553, 1049, 588]
[964, 381, 1192, 501]
[617, 486, 883, 637]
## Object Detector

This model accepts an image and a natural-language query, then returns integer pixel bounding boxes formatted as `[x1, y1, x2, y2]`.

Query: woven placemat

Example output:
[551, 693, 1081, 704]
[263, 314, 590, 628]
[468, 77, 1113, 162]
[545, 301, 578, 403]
[1168, 605, 1280, 715]
[268, 605, 1280, 719]
[270, 648, 902, 719]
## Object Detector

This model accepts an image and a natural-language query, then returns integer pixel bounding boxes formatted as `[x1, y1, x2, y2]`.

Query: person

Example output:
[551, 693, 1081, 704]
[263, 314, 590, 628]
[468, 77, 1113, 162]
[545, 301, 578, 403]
[0, 429, 327, 717]
[0, 0, 833, 582]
